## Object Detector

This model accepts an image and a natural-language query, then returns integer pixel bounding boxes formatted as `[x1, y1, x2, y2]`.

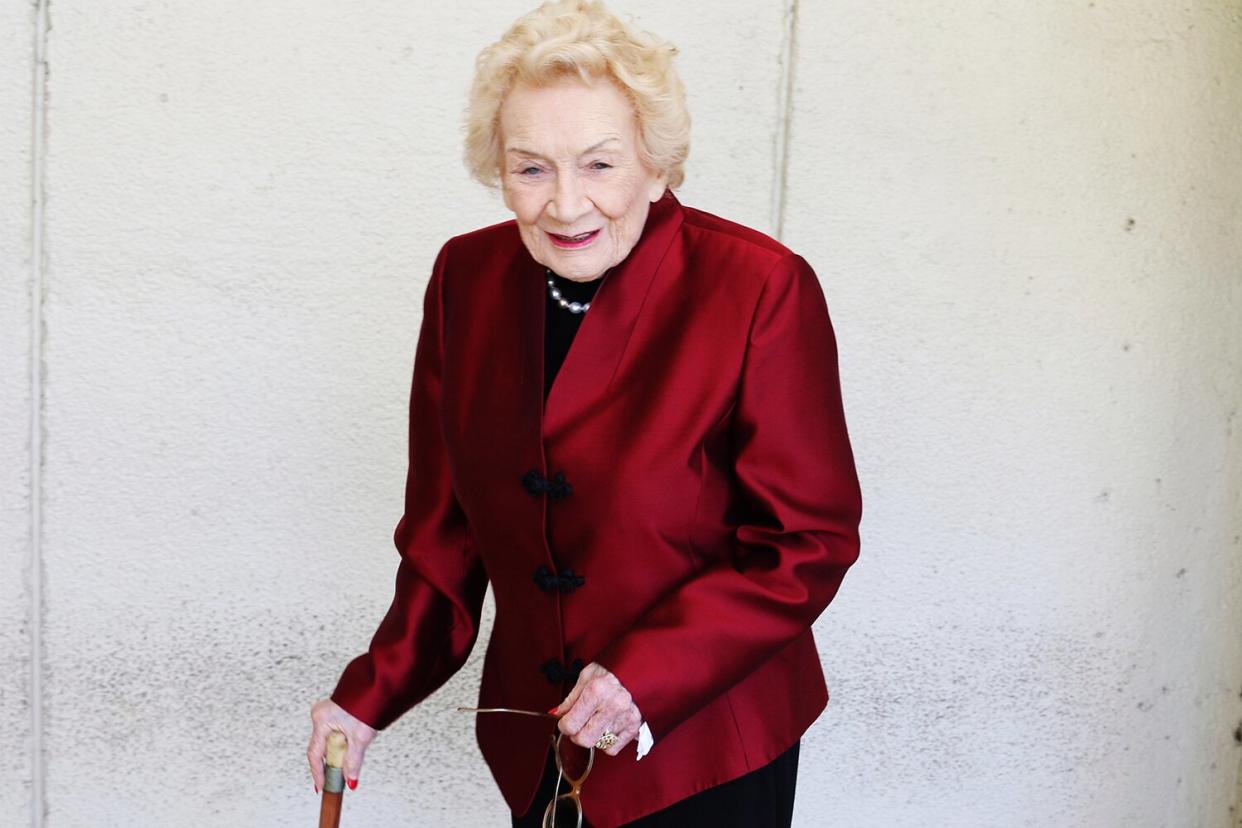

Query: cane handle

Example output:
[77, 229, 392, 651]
[325, 731, 347, 769]
[323, 731, 348, 794]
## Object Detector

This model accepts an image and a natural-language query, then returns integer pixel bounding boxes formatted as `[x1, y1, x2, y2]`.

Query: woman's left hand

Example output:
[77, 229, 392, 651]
[551, 662, 643, 756]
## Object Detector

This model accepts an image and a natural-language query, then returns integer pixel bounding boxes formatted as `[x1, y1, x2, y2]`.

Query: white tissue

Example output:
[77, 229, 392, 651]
[635, 721, 654, 760]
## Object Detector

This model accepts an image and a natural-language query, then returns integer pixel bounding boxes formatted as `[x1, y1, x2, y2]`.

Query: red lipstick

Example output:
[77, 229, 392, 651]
[547, 229, 600, 249]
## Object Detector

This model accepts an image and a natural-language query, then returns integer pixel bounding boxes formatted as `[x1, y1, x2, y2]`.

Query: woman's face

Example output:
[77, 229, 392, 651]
[498, 76, 668, 282]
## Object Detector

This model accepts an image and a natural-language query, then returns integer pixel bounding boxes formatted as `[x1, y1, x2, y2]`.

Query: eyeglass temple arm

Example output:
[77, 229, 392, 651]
[455, 706, 558, 718]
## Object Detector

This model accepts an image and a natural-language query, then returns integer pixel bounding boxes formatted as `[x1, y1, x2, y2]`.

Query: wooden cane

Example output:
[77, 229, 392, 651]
[318, 731, 347, 828]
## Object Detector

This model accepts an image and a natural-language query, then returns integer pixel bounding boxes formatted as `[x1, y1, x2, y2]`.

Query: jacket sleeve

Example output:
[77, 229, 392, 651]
[330, 241, 488, 731]
[593, 252, 863, 741]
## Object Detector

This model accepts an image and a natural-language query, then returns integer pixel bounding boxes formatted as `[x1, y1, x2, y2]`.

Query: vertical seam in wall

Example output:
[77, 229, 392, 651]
[29, 1, 50, 826]
[770, 0, 799, 242]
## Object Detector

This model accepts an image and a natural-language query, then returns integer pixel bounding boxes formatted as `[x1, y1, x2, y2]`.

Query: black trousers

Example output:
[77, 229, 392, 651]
[511, 740, 800, 828]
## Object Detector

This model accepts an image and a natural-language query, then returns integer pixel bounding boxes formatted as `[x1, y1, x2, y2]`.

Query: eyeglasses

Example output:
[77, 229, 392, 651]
[456, 706, 595, 828]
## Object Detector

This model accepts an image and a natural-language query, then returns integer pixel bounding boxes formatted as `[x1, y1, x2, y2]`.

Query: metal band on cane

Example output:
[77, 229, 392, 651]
[323, 765, 345, 795]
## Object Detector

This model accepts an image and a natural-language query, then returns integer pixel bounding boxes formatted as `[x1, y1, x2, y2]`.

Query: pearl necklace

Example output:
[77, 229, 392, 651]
[545, 268, 594, 314]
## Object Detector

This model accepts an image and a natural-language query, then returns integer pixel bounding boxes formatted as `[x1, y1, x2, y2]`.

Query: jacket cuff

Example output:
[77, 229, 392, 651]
[329, 653, 401, 732]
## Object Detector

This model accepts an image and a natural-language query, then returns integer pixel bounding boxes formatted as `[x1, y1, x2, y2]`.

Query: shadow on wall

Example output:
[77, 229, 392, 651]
[1234, 723, 1242, 828]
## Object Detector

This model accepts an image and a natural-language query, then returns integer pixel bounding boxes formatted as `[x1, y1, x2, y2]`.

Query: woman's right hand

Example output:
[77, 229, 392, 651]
[307, 698, 377, 792]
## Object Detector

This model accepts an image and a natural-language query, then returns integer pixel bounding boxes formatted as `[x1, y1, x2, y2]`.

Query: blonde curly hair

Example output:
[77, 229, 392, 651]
[464, 0, 690, 190]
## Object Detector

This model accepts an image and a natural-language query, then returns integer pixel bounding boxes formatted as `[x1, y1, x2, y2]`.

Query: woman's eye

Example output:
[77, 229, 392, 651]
[589, 161, 612, 171]
[517, 166, 542, 176]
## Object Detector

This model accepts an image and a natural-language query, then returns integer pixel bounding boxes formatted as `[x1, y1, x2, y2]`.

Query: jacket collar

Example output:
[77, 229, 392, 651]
[520, 188, 685, 441]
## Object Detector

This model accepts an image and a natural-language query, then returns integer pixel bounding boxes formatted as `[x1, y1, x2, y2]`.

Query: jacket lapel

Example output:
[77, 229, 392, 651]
[525, 189, 686, 442]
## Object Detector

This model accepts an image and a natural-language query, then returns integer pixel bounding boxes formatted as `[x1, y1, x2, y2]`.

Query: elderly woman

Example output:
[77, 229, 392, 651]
[306, 1, 862, 825]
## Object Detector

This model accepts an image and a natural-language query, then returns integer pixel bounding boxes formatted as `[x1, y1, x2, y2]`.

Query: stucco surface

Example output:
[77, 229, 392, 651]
[2, 0, 36, 824]
[785, 2, 1242, 826]
[4, 1, 1240, 826]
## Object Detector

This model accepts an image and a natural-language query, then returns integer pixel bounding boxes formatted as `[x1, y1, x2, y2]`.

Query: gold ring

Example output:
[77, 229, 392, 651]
[595, 730, 618, 750]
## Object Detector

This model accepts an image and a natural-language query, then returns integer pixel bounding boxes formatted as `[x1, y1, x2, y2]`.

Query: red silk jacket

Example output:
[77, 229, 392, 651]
[330, 189, 863, 827]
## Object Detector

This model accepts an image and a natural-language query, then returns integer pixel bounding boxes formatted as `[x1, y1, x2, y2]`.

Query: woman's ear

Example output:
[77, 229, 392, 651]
[499, 172, 515, 211]
[648, 170, 669, 202]
[493, 139, 514, 207]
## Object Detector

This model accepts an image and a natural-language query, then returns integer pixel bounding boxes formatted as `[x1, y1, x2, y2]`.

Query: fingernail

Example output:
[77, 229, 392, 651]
[347, 777, 358, 791]
[314, 784, 320, 794]
[547, 706, 560, 715]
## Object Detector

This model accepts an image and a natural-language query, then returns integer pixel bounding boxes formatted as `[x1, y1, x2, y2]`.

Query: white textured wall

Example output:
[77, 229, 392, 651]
[787, 2, 1242, 825]
[3, 0, 36, 824]
[5, 1, 1241, 826]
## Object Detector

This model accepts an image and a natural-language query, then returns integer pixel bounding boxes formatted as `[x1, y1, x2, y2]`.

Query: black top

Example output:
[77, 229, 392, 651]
[543, 270, 603, 400]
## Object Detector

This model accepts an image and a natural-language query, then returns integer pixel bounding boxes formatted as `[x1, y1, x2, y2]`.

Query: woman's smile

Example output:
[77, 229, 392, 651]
[546, 228, 601, 249]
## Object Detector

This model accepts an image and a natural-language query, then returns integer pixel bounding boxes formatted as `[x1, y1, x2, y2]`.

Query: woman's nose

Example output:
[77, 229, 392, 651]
[548, 173, 589, 226]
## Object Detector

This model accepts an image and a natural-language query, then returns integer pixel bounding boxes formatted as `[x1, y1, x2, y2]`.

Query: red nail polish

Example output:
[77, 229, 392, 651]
[547, 706, 559, 715]
[347, 777, 358, 791]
